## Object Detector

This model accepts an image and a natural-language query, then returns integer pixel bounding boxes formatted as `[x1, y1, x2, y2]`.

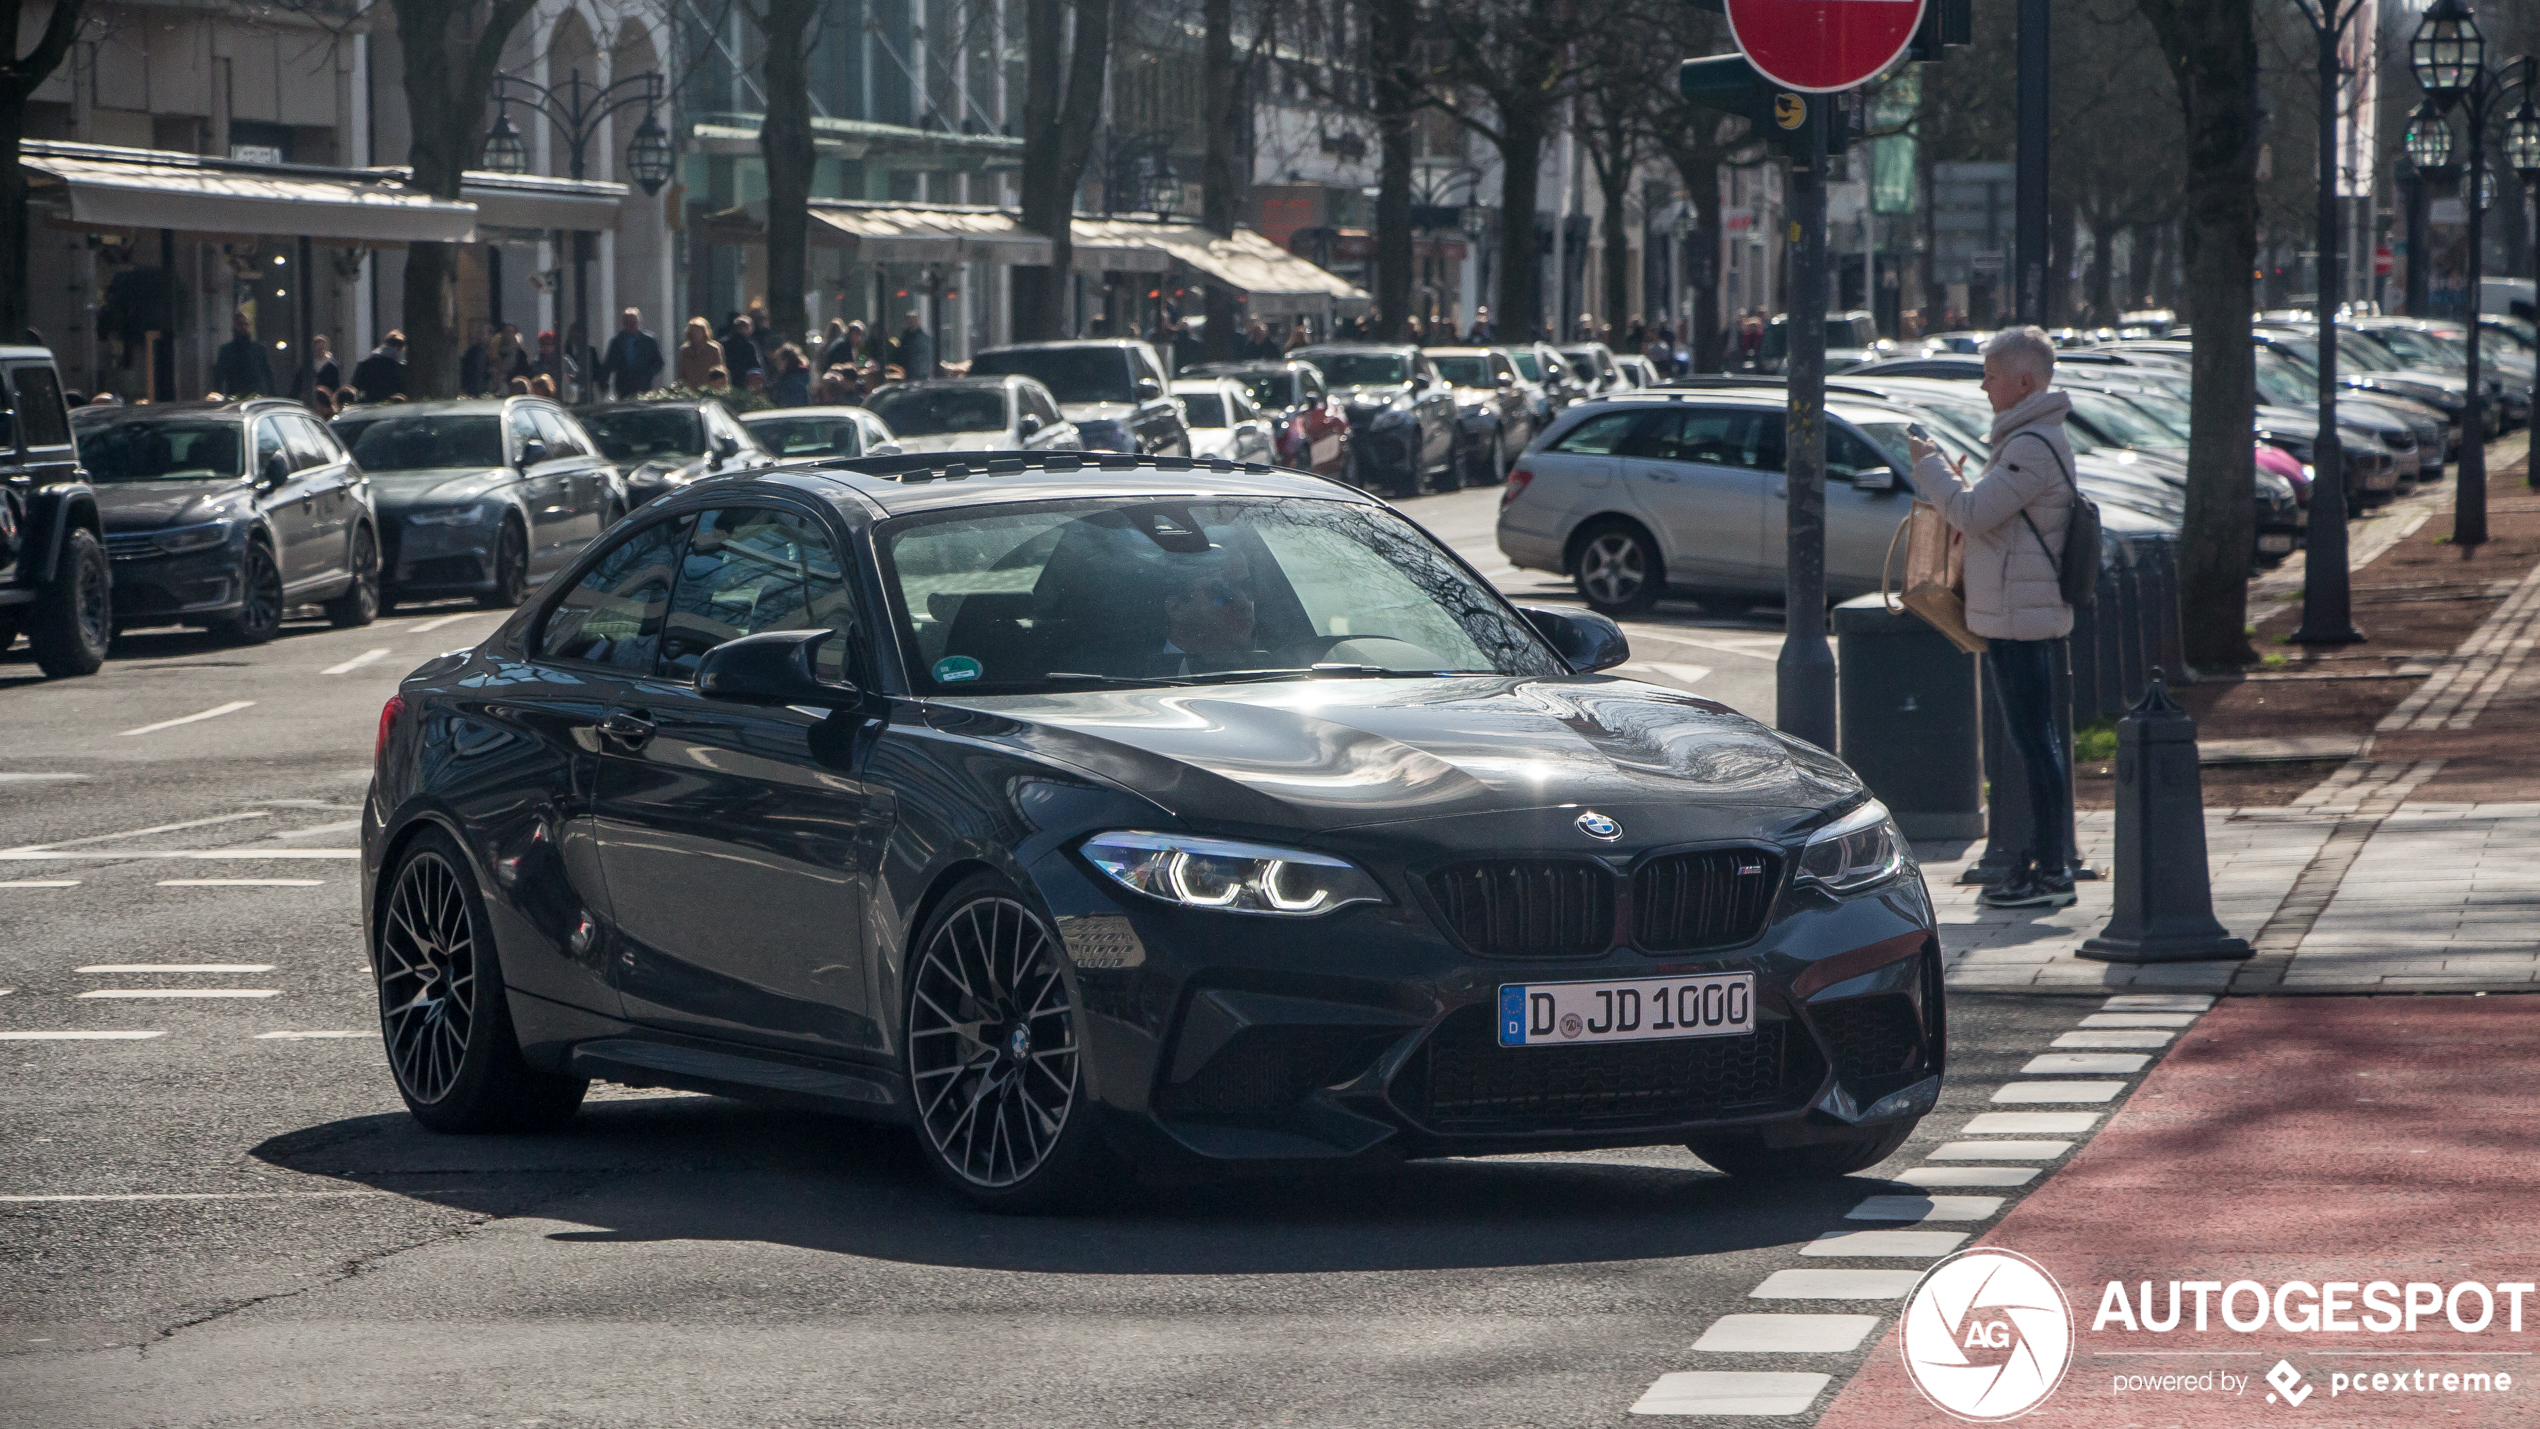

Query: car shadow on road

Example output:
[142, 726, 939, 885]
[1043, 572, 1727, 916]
[249, 1096, 1896, 1275]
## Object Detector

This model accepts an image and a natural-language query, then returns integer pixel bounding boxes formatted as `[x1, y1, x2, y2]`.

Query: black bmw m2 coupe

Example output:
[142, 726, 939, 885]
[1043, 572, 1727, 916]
[361, 451, 1943, 1211]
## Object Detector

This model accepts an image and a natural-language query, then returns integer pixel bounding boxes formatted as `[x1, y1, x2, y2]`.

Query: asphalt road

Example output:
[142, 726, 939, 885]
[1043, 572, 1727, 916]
[0, 496, 2138, 1429]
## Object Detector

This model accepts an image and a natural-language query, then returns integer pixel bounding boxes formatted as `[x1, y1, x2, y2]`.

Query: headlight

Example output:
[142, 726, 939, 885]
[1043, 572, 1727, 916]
[1078, 419, 1135, 452]
[154, 519, 233, 553]
[1795, 800, 1906, 894]
[407, 503, 497, 527]
[1371, 400, 1415, 428]
[1081, 831, 1387, 917]
[628, 461, 680, 486]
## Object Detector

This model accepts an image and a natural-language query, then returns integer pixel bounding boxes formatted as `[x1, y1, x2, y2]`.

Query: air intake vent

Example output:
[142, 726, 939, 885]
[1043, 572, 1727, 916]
[1632, 848, 1781, 952]
[1425, 860, 1615, 959]
[1397, 1006, 1815, 1130]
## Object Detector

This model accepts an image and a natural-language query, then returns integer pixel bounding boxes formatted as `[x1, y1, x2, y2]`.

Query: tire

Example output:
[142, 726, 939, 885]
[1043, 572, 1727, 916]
[1687, 1120, 1916, 1180]
[29, 527, 110, 677]
[0, 608, 23, 653]
[324, 524, 382, 628]
[1572, 520, 1664, 617]
[1467, 433, 1510, 487]
[477, 520, 528, 609]
[212, 541, 284, 645]
[1395, 425, 1429, 499]
[904, 872, 1118, 1214]
[377, 826, 587, 1133]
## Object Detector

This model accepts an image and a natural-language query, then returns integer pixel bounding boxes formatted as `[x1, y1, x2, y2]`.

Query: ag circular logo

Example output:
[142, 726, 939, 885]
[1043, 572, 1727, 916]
[1900, 1248, 2073, 1422]
[1574, 810, 1623, 841]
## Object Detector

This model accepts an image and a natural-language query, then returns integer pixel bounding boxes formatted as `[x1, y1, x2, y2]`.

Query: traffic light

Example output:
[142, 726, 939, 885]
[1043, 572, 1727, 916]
[1906, 0, 1972, 62]
[1677, 55, 1867, 158]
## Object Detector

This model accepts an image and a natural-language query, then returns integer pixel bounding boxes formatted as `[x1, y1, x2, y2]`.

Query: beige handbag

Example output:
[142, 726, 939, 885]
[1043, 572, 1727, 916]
[1881, 499, 1989, 655]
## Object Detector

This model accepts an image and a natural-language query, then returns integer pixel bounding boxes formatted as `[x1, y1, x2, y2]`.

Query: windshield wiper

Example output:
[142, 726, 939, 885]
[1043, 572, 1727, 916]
[1307, 664, 1499, 678]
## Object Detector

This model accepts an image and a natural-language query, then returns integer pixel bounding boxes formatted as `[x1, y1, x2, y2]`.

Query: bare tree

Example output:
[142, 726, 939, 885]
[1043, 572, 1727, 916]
[739, 0, 818, 352]
[1201, 0, 1241, 358]
[394, 0, 540, 399]
[1430, 0, 1583, 341]
[1368, 0, 1416, 339]
[0, 0, 81, 342]
[1016, 0, 1115, 339]
[1638, 0, 1759, 370]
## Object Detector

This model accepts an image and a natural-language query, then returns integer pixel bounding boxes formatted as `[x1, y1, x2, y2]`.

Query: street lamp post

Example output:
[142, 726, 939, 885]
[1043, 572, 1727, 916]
[1673, 206, 1696, 374]
[483, 69, 673, 404]
[2292, 0, 2370, 647]
[2505, 79, 2540, 477]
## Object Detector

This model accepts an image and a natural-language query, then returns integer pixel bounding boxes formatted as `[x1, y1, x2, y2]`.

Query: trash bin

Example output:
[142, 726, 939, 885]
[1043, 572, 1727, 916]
[1832, 593, 1984, 839]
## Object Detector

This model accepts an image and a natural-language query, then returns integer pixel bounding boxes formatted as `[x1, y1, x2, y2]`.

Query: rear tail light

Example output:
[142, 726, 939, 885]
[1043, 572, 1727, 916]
[1501, 466, 1534, 510]
[375, 694, 405, 765]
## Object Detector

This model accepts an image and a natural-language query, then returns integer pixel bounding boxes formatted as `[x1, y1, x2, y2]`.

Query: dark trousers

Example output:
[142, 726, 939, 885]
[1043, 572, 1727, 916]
[1985, 637, 2071, 876]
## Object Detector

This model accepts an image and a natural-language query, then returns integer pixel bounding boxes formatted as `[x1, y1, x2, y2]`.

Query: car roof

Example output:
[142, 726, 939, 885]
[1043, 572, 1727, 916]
[1295, 342, 1417, 355]
[1422, 346, 1497, 356]
[343, 398, 547, 418]
[739, 405, 877, 421]
[733, 452, 1374, 520]
[1169, 377, 1238, 390]
[874, 376, 1014, 390]
[976, 339, 1141, 352]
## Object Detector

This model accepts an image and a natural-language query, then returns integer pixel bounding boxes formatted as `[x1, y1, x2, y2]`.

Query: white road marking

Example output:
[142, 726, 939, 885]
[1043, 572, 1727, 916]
[1619, 661, 1714, 687]
[405, 612, 481, 633]
[1692, 1314, 1881, 1354]
[1930, 1139, 2070, 1160]
[7, 811, 269, 852]
[116, 701, 255, 737]
[2079, 1012, 2197, 1029]
[0, 772, 89, 782]
[76, 964, 276, 974]
[0, 849, 359, 861]
[1801, 1229, 1968, 1257]
[1960, 1112, 2100, 1134]
[0, 1031, 164, 1041]
[273, 820, 362, 839]
[2021, 1053, 2151, 1075]
[0, 1191, 389, 1203]
[254, 1031, 372, 1040]
[1992, 1081, 2126, 1103]
[1749, 1268, 1924, 1300]
[1847, 1194, 2003, 1223]
[2054, 1029, 2174, 1050]
[2101, 993, 2215, 1012]
[1629, 1371, 1830, 1417]
[1894, 1165, 2039, 1188]
[155, 879, 326, 888]
[0, 880, 80, 888]
[321, 647, 394, 676]
[78, 989, 281, 1000]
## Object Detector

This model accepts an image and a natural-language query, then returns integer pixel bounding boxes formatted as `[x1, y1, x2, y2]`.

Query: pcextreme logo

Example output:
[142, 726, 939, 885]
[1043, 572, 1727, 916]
[1901, 1248, 2076, 1422]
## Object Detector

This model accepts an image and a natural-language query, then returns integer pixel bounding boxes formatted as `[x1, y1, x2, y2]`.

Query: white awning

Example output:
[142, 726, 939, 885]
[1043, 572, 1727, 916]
[1068, 220, 1370, 315]
[807, 205, 1053, 264]
[456, 172, 626, 234]
[23, 142, 477, 244]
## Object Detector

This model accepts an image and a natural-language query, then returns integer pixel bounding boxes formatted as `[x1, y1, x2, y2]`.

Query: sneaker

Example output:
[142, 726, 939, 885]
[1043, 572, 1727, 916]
[1983, 869, 2078, 909]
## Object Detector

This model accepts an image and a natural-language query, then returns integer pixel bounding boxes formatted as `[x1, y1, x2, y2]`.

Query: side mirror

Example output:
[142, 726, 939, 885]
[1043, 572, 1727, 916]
[1852, 466, 1900, 493]
[1135, 377, 1163, 401]
[1019, 413, 1044, 437]
[517, 438, 548, 467]
[1497, 373, 1515, 388]
[1520, 606, 1630, 673]
[694, 629, 860, 708]
[261, 450, 291, 487]
[869, 440, 903, 456]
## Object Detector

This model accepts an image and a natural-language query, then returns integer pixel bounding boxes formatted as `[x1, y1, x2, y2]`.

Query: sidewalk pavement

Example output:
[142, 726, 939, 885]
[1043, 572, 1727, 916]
[1929, 439, 2540, 995]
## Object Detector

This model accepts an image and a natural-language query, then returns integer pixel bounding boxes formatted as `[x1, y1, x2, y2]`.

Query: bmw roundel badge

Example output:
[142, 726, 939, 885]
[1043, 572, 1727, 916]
[1575, 810, 1623, 841]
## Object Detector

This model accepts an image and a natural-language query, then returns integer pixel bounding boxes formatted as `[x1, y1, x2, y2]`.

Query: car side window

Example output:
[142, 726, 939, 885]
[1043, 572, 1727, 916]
[1622, 409, 1741, 465]
[510, 406, 542, 461]
[1827, 425, 1888, 480]
[659, 506, 860, 684]
[1300, 371, 1324, 403]
[283, 415, 339, 469]
[1491, 355, 1514, 384]
[1551, 410, 1648, 455]
[253, 417, 288, 477]
[531, 408, 586, 458]
[538, 516, 692, 671]
[12, 366, 69, 448]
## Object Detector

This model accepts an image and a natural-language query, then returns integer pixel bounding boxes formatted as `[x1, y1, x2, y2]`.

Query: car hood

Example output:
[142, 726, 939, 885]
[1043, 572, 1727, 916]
[1059, 401, 1138, 425]
[92, 478, 256, 531]
[1334, 383, 1413, 406]
[615, 455, 710, 481]
[368, 468, 514, 510]
[921, 675, 1860, 838]
[893, 431, 1019, 455]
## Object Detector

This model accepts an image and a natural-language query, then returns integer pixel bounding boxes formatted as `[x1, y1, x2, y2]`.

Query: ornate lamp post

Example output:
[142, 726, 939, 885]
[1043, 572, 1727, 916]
[2290, 0, 2373, 645]
[483, 69, 673, 403]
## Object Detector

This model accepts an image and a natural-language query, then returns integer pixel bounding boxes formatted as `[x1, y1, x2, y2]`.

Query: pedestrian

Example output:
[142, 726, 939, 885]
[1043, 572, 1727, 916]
[702, 366, 731, 393]
[888, 311, 932, 383]
[721, 315, 763, 386]
[459, 321, 494, 396]
[1467, 306, 1493, 343]
[1903, 325, 2082, 910]
[295, 334, 339, 399]
[350, 331, 407, 405]
[508, 376, 533, 396]
[676, 317, 723, 390]
[770, 343, 811, 407]
[819, 318, 854, 375]
[1285, 322, 1311, 354]
[533, 330, 573, 395]
[1241, 318, 1274, 359]
[815, 367, 854, 405]
[307, 388, 336, 421]
[212, 311, 275, 397]
[529, 373, 558, 400]
[597, 307, 666, 398]
[492, 324, 532, 388]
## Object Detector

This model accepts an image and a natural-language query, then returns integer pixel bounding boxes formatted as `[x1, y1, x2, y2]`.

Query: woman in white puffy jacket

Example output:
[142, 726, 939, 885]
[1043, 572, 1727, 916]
[1906, 325, 2081, 910]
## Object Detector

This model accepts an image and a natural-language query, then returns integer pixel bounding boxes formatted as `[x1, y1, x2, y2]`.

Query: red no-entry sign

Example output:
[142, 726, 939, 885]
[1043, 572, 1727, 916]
[1725, 0, 1927, 93]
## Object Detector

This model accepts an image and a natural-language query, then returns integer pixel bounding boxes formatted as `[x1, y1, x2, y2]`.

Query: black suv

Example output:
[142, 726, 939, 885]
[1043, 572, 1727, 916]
[0, 349, 109, 676]
[74, 398, 381, 643]
[967, 340, 1191, 456]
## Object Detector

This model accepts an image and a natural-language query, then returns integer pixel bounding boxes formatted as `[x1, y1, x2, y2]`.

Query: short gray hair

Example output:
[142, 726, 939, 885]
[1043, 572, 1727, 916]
[1982, 325, 2056, 384]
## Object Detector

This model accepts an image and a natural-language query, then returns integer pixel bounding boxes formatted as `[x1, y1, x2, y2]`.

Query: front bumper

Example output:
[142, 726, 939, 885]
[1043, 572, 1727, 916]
[101, 538, 243, 620]
[380, 517, 498, 597]
[1025, 822, 1945, 1171]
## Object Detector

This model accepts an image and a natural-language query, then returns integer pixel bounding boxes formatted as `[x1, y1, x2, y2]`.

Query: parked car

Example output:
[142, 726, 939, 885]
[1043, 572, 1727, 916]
[1170, 378, 1276, 463]
[740, 405, 903, 461]
[0, 348, 109, 675]
[1613, 354, 1662, 390]
[1756, 311, 1893, 374]
[364, 450, 1944, 1211]
[577, 397, 778, 508]
[861, 376, 1083, 457]
[1422, 345, 1531, 483]
[1181, 359, 1352, 477]
[1557, 342, 1625, 397]
[1291, 343, 1463, 496]
[76, 398, 379, 642]
[967, 339, 1190, 456]
[335, 398, 621, 610]
[2351, 318, 2531, 429]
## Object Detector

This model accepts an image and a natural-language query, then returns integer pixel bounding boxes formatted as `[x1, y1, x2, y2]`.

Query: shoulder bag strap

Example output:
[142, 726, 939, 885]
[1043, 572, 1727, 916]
[2010, 431, 2077, 576]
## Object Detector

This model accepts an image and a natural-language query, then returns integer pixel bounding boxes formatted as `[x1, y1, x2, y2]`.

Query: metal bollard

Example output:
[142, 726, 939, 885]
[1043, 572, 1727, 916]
[2068, 583, 2103, 719]
[2090, 557, 2125, 718]
[2149, 537, 2186, 682]
[2113, 539, 2147, 705]
[2079, 677, 2252, 964]
[1833, 595, 1984, 838]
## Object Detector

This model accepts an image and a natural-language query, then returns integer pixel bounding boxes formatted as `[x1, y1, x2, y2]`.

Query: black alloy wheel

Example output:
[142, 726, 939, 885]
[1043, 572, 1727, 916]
[215, 541, 284, 645]
[905, 877, 1109, 1211]
[29, 527, 110, 677]
[478, 520, 529, 609]
[377, 828, 585, 1132]
[1574, 520, 1663, 616]
[326, 524, 382, 627]
[1397, 425, 1429, 499]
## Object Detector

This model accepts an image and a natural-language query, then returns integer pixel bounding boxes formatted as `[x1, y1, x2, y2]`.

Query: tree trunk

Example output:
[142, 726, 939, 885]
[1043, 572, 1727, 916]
[1600, 158, 1630, 335]
[1494, 106, 1547, 343]
[1678, 150, 1724, 371]
[2087, 216, 2115, 325]
[0, 0, 81, 343]
[1370, 0, 1416, 342]
[1200, 0, 1238, 361]
[1015, 0, 1112, 341]
[2137, 0, 2258, 671]
[395, 0, 538, 400]
[758, 0, 818, 351]
[2128, 221, 2157, 310]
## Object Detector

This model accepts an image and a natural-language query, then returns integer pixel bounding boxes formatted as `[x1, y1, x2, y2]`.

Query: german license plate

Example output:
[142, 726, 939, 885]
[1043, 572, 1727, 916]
[1497, 972, 1755, 1047]
[2259, 533, 2296, 553]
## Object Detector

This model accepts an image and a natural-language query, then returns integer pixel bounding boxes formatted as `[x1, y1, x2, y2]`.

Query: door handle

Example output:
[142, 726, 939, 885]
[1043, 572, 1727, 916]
[598, 710, 656, 748]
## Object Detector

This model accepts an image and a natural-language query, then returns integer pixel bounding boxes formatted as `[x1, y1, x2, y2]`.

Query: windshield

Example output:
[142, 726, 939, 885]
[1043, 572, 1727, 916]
[2069, 390, 2183, 450]
[334, 415, 504, 471]
[968, 348, 1133, 405]
[2366, 328, 2452, 367]
[2254, 351, 2319, 408]
[1228, 372, 1296, 408]
[1179, 393, 1227, 427]
[76, 421, 244, 482]
[1508, 351, 1544, 381]
[2108, 388, 2194, 441]
[747, 415, 863, 458]
[868, 385, 1008, 436]
[578, 408, 705, 462]
[1431, 356, 1492, 387]
[2335, 331, 2404, 372]
[1307, 352, 1411, 386]
[883, 497, 1563, 693]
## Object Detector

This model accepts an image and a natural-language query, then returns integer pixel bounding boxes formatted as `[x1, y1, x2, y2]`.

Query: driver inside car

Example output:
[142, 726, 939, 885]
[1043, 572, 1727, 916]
[1155, 551, 1258, 673]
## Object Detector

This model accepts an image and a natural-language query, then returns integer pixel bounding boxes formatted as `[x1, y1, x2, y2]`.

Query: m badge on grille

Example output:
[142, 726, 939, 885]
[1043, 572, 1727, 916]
[1575, 810, 1623, 841]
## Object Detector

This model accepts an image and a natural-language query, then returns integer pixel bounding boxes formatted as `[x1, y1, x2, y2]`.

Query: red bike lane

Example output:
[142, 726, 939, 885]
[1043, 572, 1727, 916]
[1816, 995, 2540, 1428]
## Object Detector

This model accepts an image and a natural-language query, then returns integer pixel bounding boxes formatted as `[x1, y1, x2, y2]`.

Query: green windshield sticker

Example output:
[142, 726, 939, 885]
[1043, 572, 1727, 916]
[933, 655, 983, 683]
